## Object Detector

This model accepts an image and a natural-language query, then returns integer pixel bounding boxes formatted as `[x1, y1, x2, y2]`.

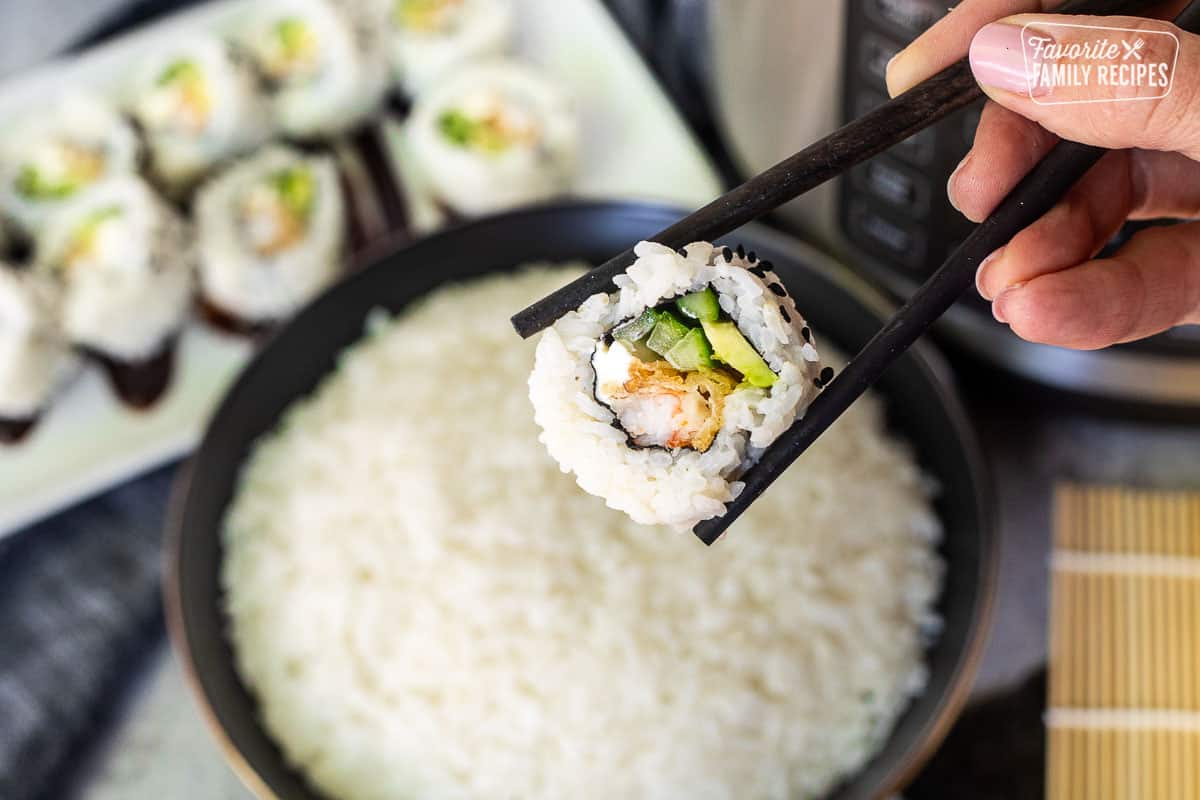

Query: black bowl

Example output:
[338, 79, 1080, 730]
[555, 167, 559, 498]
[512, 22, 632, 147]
[166, 200, 997, 800]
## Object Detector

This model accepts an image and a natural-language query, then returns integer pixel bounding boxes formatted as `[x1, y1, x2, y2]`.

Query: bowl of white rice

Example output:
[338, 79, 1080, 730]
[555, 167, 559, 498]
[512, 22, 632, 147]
[166, 201, 996, 800]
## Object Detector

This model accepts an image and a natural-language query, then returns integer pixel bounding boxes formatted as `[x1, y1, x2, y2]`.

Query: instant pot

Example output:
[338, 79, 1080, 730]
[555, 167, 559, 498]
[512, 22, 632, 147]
[706, 0, 1200, 408]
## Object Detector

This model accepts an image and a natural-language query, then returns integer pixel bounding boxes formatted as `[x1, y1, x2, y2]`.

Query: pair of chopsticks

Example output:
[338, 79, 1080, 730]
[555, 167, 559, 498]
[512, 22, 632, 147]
[512, 0, 1200, 545]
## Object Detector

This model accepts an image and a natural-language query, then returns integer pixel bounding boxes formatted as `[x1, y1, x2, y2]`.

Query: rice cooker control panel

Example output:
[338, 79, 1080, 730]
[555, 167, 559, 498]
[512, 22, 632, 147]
[839, 0, 981, 280]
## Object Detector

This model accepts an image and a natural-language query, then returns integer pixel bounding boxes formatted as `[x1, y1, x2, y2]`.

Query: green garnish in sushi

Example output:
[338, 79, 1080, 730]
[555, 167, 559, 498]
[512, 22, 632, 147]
[646, 310, 690, 356]
[437, 109, 513, 153]
[157, 59, 202, 87]
[395, 0, 457, 31]
[611, 289, 778, 387]
[675, 288, 720, 322]
[665, 328, 714, 372]
[154, 59, 212, 128]
[15, 143, 105, 201]
[265, 17, 319, 79]
[612, 309, 659, 343]
[269, 167, 316, 222]
[62, 205, 123, 269]
[702, 320, 777, 388]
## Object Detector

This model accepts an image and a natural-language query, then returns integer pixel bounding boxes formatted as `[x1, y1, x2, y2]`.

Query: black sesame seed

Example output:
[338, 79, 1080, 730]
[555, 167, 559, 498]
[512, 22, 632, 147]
[813, 377, 824, 388]
[780, 306, 791, 323]
[748, 266, 767, 278]
[801, 326, 811, 342]
[760, 260, 774, 272]
[747, 250, 757, 263]
[820, 366, 835, 382]
[722, 246, 733, 262]
[678, 246, 688, 258]
[767, 283, 787, 297]
[735, 243, 745, 259]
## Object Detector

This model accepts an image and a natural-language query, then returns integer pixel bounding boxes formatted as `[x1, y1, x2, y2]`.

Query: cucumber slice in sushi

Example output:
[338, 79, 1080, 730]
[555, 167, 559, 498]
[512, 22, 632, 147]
[646, 310, 690, 356]
[664, 327, 714, 371]
[675, 287, 719, 322]
[612, 308, 658, 343]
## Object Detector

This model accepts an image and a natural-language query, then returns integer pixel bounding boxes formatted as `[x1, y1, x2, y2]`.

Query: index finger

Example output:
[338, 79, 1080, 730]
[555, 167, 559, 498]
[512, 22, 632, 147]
[886, 0, 1066, 97]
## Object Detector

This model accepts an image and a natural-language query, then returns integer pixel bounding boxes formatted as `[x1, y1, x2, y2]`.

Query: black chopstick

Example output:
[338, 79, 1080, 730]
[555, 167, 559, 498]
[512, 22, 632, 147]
[691, 0, 1200, 545]
[510, 0, 1158, 339]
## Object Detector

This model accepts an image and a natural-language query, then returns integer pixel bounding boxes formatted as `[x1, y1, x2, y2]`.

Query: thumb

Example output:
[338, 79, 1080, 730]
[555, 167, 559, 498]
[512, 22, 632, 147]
[968, 14, 1200, 159]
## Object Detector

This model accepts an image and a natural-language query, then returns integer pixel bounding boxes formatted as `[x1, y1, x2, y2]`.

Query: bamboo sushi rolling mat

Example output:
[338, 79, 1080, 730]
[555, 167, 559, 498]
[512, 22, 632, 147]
[1048, 485, 1200, 799]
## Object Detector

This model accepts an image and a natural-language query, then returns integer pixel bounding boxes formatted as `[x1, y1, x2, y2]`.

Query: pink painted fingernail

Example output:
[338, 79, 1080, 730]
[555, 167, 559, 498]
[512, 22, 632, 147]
[975, 247, 1004, 300]
[992, 282, 1025, 324]
[969, 23, 1051, 97]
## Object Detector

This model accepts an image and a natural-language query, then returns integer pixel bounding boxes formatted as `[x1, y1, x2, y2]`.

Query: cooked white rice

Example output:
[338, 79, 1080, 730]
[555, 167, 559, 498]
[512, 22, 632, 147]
[223, 267, 943, 800]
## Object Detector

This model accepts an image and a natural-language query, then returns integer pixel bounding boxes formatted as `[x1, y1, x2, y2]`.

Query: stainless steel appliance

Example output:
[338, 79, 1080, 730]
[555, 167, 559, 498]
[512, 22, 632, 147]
[707, 0, 1200, 408]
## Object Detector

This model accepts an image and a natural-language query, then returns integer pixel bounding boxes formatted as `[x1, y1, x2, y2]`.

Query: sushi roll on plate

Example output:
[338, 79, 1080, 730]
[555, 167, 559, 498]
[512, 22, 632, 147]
[127, 35, 272, 192]
[0, 94, 140, 237]
[529, 241, 825, 530]
[380, 0, 513, 98]
[0, 265, 77, 443]
[408, 60, 577, 217]
[240, 0, 389, 140]
[35, 176, 193, 408]
[195, 146, 345, 333]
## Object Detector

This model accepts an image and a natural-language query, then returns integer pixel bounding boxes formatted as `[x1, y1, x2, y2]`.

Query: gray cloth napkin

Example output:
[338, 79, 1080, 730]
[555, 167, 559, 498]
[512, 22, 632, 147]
[0, 465, 176, 800]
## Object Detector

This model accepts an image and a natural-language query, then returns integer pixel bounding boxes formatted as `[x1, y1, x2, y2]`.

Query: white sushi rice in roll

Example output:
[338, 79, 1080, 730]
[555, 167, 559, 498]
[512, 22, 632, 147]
[0, 265, 77, 422]
[377, 0, 513, 96]
[195, 146, 344, 326]
[530, 241, 824, 530]
[127, 36, 272, 190]
[35, 176, 193, 363]
[408, 59, 577, 215]
[0, 94, 139, 236]
[241, 0, 390, 139]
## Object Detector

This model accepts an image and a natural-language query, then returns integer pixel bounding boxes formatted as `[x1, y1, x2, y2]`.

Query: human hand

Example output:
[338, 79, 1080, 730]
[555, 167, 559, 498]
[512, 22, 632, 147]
[886, 1, 1200, 350]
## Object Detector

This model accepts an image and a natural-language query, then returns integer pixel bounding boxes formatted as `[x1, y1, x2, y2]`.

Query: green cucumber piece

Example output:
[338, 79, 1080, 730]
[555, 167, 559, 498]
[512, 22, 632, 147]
[675, 287, 720, 322]
[612, 309, 658, 343]
[664, 327, 714, 371]
[701, 319, 777, 388]
[646, 310, 690, 356]
[627, 339, 659, 363]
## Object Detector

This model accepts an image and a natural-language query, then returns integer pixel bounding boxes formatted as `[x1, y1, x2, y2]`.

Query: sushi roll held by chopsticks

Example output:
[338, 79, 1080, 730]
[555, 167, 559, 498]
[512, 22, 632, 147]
[194, 146, 345, 333]
[126, 35, 272, 192]
[529, 242, 824, 530]
[34, 176, 193, 408]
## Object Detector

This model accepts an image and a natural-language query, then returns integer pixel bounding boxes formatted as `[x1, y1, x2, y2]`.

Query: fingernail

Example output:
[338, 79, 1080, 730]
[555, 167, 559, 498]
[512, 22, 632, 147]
[992, 282, 1025, 324]
[976, 247, 1004, 300]
[884, 52, 903, 96]
[969, 23, 1051, 97]
[947, 153, 972, 214]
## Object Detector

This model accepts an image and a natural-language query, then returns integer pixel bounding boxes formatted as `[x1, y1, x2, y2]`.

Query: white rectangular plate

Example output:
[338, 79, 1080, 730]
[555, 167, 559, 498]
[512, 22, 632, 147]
[0, 0, 722, 537]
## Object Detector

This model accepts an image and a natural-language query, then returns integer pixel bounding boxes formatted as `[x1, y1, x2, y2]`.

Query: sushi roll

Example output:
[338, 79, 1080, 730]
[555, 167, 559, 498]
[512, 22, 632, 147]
[0, 265, 77, 443]
[380, 0, 513, 97]
[240, 0, 389, 139]
[529, 242, 825, 530]
[127, 36, 272, 191]
[35, 176, 193, 408]
[0, 94, 139, 237]
[195, 146, 345, 332]
[408, 60, 577, 216]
